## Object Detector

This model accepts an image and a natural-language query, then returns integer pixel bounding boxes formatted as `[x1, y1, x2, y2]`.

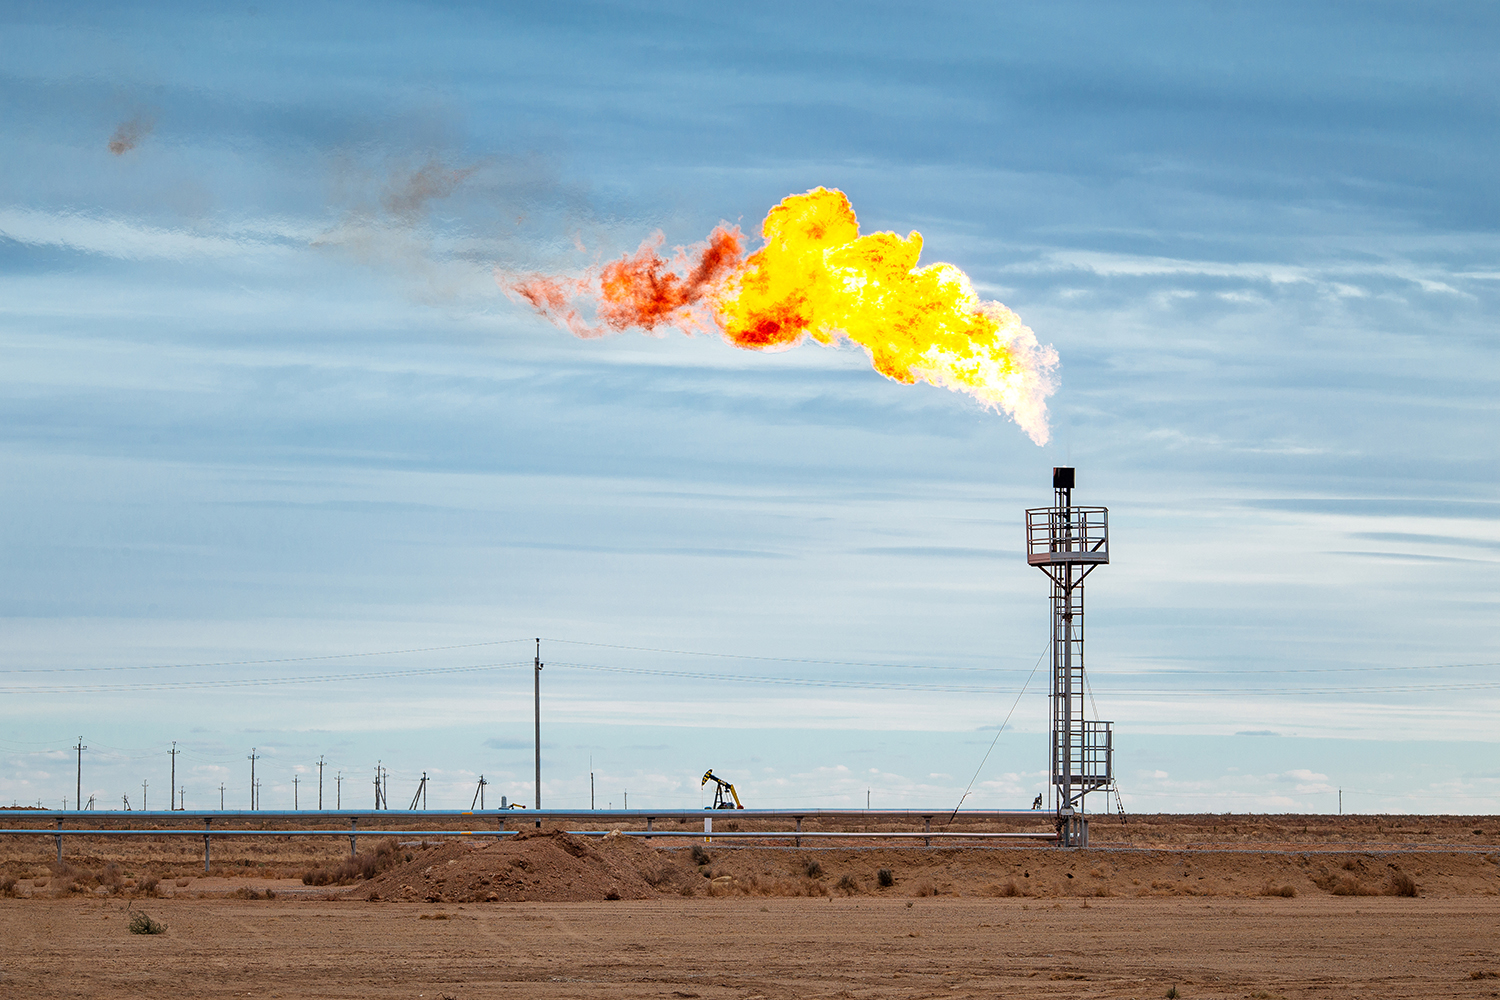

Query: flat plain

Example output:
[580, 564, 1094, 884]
[3, 813, 1499, 999]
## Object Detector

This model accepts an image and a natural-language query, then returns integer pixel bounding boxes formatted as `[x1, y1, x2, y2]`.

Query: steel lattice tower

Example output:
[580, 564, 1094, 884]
[1026, 467, 1112, 847]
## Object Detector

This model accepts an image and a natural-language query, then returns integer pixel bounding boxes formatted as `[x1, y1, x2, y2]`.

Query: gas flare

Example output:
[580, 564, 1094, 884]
[503, 187, 1057, 444]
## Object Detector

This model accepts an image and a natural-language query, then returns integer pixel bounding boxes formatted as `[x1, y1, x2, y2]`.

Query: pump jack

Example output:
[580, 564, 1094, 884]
[701, 769, 744, 810]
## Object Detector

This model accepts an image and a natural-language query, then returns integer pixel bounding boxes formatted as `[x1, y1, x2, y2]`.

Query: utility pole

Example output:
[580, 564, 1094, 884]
[408, 773, 428, 811]
[168, 742, 179, 809]
[73, 738, 87, 811]
[248, 748, 259, 810]
[141, 780, 148, 811]
[179, 786, 184, 811]
[294, 775, 300, 810]
[471, 775, 488, 810]
[219, 783, 225, 810]
[336, 771, 342, 809]
[534, 637, 543, 826]
[317, 756, 325, 810]
[590, 760, 595, 811]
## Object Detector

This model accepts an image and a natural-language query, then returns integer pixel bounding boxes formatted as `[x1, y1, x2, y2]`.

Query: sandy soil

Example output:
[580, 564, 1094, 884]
[4, 815, 1500, 998]
[4, 894, 1500, 999]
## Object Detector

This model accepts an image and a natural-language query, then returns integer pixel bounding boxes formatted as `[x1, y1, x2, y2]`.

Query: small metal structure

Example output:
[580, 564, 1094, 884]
[1026, 467, 1113, 847]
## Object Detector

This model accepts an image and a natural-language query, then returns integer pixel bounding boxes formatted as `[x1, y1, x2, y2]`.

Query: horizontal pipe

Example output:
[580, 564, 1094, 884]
[0, 828, 1056, 841]
[9, 808, 1047, 823]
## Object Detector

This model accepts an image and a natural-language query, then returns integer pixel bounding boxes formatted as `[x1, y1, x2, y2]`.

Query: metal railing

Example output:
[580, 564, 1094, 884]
[1025, 506, 1109, 565]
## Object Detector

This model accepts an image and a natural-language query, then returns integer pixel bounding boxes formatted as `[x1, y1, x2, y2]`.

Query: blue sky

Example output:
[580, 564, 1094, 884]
[2, 1, 1497, 815]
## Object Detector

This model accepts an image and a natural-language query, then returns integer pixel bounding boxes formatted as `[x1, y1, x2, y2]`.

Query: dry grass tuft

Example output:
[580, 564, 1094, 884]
[1260, 881, 1297, 898]
[913, 879, 936, 897]
[1328, 876, 1378, 897]
[802, 859, 823, 879]
[877, 868, 894, 888]
[127, 911, 167, 935]
[835, 874, 858, 895]
[1386, 872, 1418, 897]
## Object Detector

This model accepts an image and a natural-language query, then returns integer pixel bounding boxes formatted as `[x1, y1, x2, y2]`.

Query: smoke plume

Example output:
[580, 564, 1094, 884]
[108, 116, 152, 155]
[502, 187, 1057, 444]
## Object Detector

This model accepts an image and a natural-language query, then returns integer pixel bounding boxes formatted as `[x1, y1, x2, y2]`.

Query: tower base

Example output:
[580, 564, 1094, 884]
[1057, 811, 1089, 847]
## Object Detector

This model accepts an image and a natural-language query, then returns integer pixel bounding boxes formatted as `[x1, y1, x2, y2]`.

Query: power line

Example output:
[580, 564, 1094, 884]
[543, 637, 1500, 677]
[548, 660, 1023, 694]
[0, 637, 534, 675]
[0, 660, 530, 695]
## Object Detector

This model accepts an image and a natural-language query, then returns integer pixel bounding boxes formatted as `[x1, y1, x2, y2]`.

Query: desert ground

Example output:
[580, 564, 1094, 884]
[3, 813, 1499, 999]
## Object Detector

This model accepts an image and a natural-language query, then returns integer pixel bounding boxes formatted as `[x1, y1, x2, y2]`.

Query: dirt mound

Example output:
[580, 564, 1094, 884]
[351, 829, 693, 903]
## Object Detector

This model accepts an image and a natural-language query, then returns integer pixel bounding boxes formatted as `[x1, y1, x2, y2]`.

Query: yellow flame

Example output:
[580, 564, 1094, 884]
[504, 186, 1058, 444]
[714, 188, 1056, 444]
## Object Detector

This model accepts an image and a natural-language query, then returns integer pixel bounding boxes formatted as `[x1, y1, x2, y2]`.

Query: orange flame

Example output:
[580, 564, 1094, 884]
[504, 187, 1057, 444]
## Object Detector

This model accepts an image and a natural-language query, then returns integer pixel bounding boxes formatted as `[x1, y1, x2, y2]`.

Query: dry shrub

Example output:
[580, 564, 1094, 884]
[836, 874, 858, 895]
[678, 883, 697, 897]
[802, 859, 823, 878]
[0, 876, 18, 897]
[1329, 876, 1378, 897]
[802, 878, 830, 897]
[641, 863, 683, 889]
[139, 876, 160, 897]
[127, 911, 166, 935]
[419, 912, 452, 920]
[877, 868, 894, 888]
[690, 844, 711, 866]
[996, 880, 1022, 898]
[230, 885, 274, 900]
[913, 879, 936, 898]
[303, 838, 404, 886]
[1385, 872, 1417, 897]
[1260, 882, 1297, 898]
[98, 863, 123, 887]
[1471, 971, 1500, 980]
